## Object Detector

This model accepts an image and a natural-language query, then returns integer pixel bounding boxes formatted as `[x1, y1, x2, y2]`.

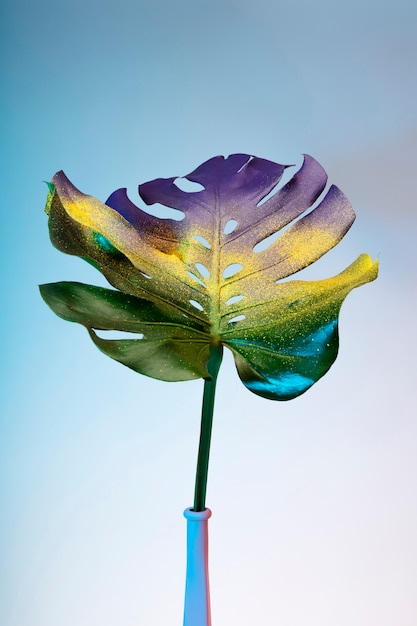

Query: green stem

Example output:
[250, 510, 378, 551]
[193, 343, 223, 512]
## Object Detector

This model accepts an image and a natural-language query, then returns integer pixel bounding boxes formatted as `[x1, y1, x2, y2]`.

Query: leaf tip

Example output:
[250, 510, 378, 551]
[42, 181, 55, 215]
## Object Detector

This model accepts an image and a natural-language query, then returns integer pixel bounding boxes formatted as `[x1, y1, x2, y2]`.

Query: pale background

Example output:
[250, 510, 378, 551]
[1, 1, 416, 625]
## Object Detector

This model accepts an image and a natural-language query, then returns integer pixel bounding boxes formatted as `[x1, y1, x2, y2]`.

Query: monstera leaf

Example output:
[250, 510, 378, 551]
[40, 153, 378, 400]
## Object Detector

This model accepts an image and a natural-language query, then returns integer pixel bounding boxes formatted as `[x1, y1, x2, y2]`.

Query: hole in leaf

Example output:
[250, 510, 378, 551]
[253, 230, 281, 253]
[189, 300, 204, 311]
[236, 155, 253, 173]
[174, 177, 205, 192]
[195, 263, 210, 279]
[95, 330, 145, 340]
[228, 314, 246, 325]
[223, 263, 243, 279]
[186, 271, 206, 287]
[224, 219, 238, 234]
[140, 272, 152, 279]
[257, 182, 283, 207]
[257, 159, 300, 206]
[193, 234, 211, 249]
[141, 202, 185, 221]
[226, 295, 244, 306]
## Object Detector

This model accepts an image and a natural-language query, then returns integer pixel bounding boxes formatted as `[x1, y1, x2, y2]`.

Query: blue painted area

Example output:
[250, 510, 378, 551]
[245, 371, 314, 401]
[93, 232, 118, 254]
[230, 318, 339, 400]
[281, 319, 338, 358]
[45, 181, 55, 195]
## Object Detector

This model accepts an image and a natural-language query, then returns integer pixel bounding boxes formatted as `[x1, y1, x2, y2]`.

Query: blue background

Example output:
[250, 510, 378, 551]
[2, 1, 416, 624]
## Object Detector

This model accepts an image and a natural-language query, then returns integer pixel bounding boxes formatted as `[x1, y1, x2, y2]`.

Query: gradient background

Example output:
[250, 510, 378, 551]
[1, 1, 416, 624]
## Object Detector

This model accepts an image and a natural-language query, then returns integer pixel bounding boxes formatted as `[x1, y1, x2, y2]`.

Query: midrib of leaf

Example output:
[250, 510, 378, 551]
[206, 186, 223, 340]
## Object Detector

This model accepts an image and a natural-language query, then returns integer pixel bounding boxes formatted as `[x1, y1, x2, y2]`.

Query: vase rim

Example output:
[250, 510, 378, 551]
[183, 507, 212, 521]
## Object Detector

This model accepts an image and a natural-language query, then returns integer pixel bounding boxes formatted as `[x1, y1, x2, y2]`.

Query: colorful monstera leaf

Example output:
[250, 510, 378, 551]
[40, 153, 378, 401]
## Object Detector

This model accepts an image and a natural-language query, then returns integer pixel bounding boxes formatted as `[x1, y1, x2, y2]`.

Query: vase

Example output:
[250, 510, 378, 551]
[183, 507, 212, 626]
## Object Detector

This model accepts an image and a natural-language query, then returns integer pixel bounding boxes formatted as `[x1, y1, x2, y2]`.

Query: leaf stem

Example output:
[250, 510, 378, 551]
[193, 343, 223, 512]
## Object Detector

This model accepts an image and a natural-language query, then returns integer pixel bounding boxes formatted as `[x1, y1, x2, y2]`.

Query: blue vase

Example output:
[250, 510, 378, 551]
[183, 507, 212, 626]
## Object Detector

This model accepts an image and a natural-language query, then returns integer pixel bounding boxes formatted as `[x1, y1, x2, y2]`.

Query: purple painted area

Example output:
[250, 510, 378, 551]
[139, 154, 286, 218]
[105, 187, 182, 242]
[105, 154, 349, 250]
[99, 155, 353, 260]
